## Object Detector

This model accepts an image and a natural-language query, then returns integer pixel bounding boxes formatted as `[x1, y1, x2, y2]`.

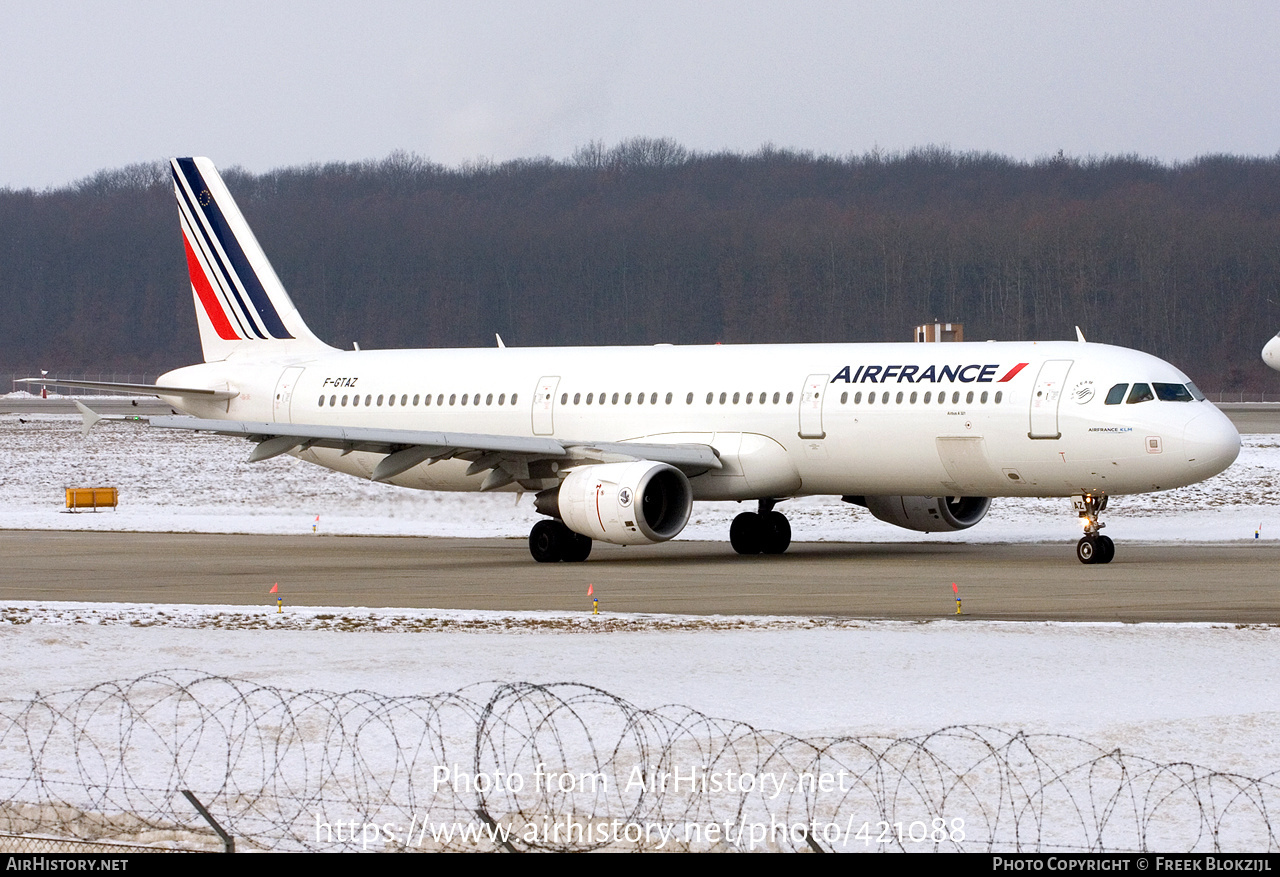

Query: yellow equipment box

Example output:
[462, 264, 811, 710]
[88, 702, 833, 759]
[65, 487, 118, 511]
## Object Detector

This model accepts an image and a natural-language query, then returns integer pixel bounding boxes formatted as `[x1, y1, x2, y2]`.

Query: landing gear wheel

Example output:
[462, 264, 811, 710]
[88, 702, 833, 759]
[530, 520, 566, 562]
[761, 511, 791, 555]
[530, 520, 592, 562]
[563, 531, 593, 563]
[1072, 493, 1113, 565]
[730, 512, 761, 555]
[1096, 535, 1115, 564]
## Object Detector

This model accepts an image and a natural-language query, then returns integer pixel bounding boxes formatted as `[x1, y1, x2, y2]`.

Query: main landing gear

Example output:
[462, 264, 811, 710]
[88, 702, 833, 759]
[730, 499, 792, 556]
[1073, 492, 1115, 565]
[529, 519, 592, 563]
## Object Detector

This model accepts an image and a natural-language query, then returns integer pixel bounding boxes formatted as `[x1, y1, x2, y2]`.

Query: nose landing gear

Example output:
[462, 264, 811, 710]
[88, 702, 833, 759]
[1073, 493, 1114, 564]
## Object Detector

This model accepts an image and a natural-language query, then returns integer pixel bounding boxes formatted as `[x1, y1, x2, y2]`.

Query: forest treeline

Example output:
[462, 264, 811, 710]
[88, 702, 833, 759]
[3, 139, 1280, 390]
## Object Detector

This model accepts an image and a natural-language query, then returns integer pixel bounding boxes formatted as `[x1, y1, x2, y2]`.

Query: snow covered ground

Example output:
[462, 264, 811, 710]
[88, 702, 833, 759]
[0, 411, 1277, 850]
[1, 410, 1278, 543]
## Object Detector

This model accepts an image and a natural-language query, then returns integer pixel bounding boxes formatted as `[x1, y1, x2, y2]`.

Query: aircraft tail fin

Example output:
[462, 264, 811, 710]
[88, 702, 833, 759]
[171, 157, 334, 362]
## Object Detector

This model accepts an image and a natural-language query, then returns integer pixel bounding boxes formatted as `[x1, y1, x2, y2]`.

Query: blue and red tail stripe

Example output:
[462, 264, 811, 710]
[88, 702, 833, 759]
[172, 158, 293, 341]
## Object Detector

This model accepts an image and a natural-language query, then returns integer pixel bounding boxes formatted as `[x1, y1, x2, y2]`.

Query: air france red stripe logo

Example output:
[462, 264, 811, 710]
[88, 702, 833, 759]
[831, 362, 1030, 384]
[182, 234, 239, 340]
[997, 362, 1028, 382]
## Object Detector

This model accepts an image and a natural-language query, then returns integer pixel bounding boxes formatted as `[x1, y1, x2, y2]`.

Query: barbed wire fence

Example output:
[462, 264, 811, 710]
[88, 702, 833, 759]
[0, 671, 1275, 852]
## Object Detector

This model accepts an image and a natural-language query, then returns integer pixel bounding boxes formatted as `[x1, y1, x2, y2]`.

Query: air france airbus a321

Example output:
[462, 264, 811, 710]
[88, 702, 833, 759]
[32, 157, 1242, 565]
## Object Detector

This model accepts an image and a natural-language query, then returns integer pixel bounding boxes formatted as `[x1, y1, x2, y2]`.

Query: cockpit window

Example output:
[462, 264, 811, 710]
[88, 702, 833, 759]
[1126, 383, 1154, 404]
[1186, 382, 1205, 401]
[1154, 382, 1194, 402]
[1104, 383, 1128, 405]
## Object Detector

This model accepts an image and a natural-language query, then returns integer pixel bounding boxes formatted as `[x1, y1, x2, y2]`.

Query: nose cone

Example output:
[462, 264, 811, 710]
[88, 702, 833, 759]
[1264, 335, 1280, 372]
[1184, 407, 1241, 480]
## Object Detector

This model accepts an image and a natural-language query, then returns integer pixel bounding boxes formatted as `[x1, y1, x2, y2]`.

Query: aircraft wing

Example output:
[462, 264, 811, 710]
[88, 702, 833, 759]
[146, 415, 722, 489]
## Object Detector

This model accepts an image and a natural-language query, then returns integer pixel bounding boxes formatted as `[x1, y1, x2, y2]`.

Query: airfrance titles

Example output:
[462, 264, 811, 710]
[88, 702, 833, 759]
[830, 363, 1028, 384]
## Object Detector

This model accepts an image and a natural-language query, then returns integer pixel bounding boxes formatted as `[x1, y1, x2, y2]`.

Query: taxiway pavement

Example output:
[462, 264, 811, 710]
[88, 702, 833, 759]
[2, 530, 1276, 622]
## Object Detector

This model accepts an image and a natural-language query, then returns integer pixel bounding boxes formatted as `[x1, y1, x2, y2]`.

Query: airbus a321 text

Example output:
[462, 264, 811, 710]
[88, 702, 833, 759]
[30, 157, 1242, 565]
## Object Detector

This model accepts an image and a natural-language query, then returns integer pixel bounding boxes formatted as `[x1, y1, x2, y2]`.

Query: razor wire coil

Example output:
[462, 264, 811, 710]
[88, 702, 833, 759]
[0, 671, 1274, 852]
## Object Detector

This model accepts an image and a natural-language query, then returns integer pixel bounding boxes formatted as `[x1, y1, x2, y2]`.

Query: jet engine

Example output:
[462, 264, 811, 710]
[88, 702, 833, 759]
[535, 461, 693, 545]
[845, 495, 991, 532]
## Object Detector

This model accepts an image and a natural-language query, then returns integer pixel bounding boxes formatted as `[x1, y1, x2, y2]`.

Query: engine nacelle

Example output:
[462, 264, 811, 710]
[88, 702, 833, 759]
[848, 495, 991, 532]
[536, 461, 693, 546]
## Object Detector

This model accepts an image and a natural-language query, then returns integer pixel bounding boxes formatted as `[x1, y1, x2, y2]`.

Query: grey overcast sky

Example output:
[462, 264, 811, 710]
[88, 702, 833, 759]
[2, 1, 1277, 189]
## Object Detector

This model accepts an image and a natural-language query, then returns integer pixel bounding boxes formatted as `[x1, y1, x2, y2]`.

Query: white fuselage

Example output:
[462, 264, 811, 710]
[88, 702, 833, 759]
[159, 339, 1240, 502]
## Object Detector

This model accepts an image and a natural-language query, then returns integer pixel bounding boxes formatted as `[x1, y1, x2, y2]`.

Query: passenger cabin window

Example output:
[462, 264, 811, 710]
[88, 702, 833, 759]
[1127, 383, 1154, 404]
[1105, 384, 1128, 405]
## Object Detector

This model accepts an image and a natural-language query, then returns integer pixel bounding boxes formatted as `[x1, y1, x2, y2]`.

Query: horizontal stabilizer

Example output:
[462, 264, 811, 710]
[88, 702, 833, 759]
[74, 401, 103, 437]
[18, 378, 236, 401]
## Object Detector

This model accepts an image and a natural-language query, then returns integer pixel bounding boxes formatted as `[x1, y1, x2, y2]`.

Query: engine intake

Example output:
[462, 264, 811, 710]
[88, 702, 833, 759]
[536, 461, 693, 545]
[845, 495, 991, 532]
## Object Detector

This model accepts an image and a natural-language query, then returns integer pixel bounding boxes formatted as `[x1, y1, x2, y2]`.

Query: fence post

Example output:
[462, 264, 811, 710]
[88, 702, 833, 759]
[182, 790, 235, 853]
